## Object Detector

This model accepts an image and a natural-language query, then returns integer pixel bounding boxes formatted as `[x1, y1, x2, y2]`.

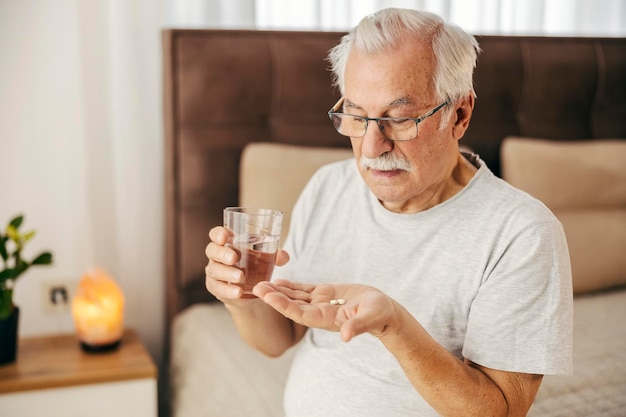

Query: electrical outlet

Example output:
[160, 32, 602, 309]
[41, 281, 74, 314]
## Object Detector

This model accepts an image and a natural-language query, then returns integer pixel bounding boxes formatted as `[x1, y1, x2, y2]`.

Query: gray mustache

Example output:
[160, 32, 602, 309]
[360, 153, 413, 172]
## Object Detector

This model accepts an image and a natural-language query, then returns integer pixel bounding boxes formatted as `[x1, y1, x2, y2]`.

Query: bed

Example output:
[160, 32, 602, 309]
[162, 29, 626, 416]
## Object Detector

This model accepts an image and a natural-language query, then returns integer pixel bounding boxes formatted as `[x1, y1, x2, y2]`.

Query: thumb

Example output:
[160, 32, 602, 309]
[340, 318, 367, 343]
[276, 249, 290, 266]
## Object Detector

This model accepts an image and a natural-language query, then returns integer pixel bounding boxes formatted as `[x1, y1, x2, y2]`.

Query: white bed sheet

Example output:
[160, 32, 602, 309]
[170, 303, 297, 417]
[171, 289, 626, 417]
[528, 288, 626, 416]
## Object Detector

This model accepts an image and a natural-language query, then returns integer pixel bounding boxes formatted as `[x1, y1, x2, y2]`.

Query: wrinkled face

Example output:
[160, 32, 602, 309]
[343, 40, 462, 213]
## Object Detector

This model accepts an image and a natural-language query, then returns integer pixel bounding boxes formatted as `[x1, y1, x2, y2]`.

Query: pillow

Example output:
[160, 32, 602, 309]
[557, 210, 626, 294]
[501, 137, 626, 294]
[240, 143, 353, 244]
[501, 137, 626, 211]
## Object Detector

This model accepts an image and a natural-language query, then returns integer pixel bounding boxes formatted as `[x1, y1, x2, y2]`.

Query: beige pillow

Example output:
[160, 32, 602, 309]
[501, 137, 626, 210]
[501, 137, 626, 294]
[556, 209, 626, 294]
[240, 143, 353, 244]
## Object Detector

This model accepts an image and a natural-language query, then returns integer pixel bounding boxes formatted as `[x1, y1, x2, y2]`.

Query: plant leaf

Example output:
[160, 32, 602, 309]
[0, 268, 16, 282]
[13, 260, 29, 279]
[0, 236, 7, 261]
[9, 215, 24, 230]
[6, 225, 19, 242]
[32, 252, 53, 265]
[23, 230, 36, 243]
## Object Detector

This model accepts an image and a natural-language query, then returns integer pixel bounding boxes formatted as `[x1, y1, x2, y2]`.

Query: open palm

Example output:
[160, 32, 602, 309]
[253, 279, 396, 342]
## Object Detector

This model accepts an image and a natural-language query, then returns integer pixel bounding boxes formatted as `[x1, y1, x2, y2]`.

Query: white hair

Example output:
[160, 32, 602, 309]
[327, 8, 480, 123]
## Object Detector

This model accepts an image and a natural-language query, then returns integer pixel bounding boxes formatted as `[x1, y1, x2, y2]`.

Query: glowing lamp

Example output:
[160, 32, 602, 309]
[72, 268, 125, 352]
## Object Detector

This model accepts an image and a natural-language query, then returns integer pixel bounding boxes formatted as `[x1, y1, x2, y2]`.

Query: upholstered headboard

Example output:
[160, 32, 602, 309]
[163, 29, 626, 329]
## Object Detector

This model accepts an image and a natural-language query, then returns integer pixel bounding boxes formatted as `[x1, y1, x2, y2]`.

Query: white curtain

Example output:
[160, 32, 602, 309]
[167, 0, 626, 35]
[166, 0, 256, 28]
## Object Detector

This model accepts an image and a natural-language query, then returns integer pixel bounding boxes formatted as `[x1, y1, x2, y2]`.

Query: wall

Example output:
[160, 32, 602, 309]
[0, 0, 165, 363]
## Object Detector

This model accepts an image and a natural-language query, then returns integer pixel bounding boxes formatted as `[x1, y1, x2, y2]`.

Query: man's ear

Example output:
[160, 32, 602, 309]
[452, 94, 475, 140]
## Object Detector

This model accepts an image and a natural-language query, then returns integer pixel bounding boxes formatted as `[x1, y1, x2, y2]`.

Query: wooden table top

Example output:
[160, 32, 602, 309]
[0, 329, 156, 394]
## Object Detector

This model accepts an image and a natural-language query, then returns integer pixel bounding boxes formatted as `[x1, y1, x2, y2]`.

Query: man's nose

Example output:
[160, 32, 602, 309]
[360, 120, 393, 159]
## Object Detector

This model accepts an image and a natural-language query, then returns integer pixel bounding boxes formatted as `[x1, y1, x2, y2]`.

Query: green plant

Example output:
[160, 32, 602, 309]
[0, 214, 53, 319]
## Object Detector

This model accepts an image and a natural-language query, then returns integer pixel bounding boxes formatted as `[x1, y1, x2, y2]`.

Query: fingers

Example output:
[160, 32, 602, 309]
[208, 225, 232, 246]
[258, 286, 315, 327]
[255, 281, 348, 333]
[205, 258, 242, 283]
[254, 280, 316, 318]
[252, 281, 276, 299]
[205, 226, 291, 302]
[205, 226, 244, 300]
[272, 279, 317, 294]
[254, 282, 294, 311]
[205, 268, 243, 300]
[206, 227, 236, 264]
[205, 256, 244, 300]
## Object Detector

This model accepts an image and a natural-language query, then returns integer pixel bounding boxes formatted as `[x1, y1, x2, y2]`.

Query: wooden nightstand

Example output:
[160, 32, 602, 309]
[0, 329, 157, 417]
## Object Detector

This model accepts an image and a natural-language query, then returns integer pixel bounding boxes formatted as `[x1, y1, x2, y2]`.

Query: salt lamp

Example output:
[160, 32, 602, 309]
[71, 268, 125, 352]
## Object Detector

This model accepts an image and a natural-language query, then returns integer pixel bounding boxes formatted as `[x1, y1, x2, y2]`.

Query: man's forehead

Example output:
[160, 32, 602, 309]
[343, 47, 435, 109]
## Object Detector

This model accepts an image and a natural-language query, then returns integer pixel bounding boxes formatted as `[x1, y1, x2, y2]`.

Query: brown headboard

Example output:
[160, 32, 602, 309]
[162, 29, 626, 329]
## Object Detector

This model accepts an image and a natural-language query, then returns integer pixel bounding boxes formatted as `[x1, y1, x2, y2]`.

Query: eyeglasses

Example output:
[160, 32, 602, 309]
[327, 97, 449, 142]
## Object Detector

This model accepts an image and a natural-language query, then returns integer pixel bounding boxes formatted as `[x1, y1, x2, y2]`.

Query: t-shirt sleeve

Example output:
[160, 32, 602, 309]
[462, 219, 574, 375]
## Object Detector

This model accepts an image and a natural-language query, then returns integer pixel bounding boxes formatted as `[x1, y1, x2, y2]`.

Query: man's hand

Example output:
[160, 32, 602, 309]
[254, 279, 398, 342]
[205, 226, 298, 356]
[205, 226, 289, 301]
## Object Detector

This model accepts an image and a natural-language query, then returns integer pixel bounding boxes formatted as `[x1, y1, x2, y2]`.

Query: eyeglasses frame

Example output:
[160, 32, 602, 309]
[327, 97, 450, 142]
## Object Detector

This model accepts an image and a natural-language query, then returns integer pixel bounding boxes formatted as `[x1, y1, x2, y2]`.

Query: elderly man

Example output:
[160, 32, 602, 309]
[205, 8, 573, 417]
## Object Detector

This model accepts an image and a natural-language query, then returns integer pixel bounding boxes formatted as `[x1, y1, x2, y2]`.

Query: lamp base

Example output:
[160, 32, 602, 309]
[80, 339, 121, 353]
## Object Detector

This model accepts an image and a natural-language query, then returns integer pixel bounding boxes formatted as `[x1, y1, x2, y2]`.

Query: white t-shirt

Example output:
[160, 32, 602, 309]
[275, 154, 573, 417]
